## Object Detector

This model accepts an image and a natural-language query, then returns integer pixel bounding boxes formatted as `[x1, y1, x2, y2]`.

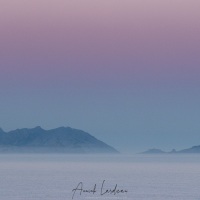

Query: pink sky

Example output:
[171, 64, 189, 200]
[0, 1, 200, 151]
[0, 0, 200, 85]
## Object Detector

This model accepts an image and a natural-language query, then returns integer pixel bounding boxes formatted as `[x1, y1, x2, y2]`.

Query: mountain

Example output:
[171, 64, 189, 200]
[178, 145, 200, 153]
[0, 126, 118, 153]
[142, 145, 200, 154]
[141, 148, 166, 154]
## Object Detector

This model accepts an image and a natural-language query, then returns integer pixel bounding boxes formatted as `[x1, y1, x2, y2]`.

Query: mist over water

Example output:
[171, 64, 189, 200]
[1, 154, 200, 200]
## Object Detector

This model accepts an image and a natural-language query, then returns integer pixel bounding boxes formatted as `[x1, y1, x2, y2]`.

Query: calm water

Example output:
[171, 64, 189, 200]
[0, 154, 200, 200]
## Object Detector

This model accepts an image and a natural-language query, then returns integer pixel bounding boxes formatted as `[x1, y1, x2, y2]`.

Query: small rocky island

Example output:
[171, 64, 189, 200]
[142, 146, 200, 154]
[0, 126, 118, 154]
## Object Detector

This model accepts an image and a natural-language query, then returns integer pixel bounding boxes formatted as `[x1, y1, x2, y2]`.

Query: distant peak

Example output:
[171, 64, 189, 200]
[141, 148, 166, 154]
[0, 126, 118, 153]
[33, 126, 43, 130]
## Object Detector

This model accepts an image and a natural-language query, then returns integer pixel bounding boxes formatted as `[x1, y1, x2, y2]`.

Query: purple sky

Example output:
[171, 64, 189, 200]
[0, 0, 200, 152]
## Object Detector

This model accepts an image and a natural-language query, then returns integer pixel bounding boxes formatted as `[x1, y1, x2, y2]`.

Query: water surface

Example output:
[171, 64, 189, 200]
[0, 154, 200, 200]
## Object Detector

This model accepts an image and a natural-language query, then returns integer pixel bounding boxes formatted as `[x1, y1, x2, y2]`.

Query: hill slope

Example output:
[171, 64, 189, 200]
[0, 126, 118, 153]
[178, 145, 200, 153]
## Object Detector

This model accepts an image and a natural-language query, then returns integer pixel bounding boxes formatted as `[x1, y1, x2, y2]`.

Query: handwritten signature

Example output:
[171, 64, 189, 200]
[72, 180, 128, 199]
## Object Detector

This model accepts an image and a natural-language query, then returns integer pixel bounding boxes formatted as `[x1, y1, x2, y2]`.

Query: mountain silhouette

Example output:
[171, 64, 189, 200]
[178, 145, 200, 153]
[0, 126, 118, 153]
[141, 148, 166, 154]
[142, 145, 200, 154]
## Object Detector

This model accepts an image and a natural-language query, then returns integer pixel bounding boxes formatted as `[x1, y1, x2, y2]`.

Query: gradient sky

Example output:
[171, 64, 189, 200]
[0, 0, 200, 152]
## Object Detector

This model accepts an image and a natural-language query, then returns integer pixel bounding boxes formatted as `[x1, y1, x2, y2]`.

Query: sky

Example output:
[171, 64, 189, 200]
[0, 0, 200, 152]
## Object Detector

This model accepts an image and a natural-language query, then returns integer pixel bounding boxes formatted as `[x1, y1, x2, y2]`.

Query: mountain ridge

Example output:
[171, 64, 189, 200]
[142, 145, 200, 154]
[0, 126, 118, 154]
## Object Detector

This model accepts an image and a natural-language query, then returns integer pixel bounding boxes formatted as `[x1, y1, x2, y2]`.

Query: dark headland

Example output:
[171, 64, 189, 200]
[0, 126, 118, 154]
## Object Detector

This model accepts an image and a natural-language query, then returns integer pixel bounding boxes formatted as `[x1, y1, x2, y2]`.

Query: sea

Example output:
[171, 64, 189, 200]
[0, 154, 200, 200]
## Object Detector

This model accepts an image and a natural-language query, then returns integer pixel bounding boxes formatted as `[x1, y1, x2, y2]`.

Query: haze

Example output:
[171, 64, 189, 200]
[0, 0, 200, 152]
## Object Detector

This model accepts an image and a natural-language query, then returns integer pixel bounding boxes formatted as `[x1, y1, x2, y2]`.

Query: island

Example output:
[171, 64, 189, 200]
[142, 146, 200, 154]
